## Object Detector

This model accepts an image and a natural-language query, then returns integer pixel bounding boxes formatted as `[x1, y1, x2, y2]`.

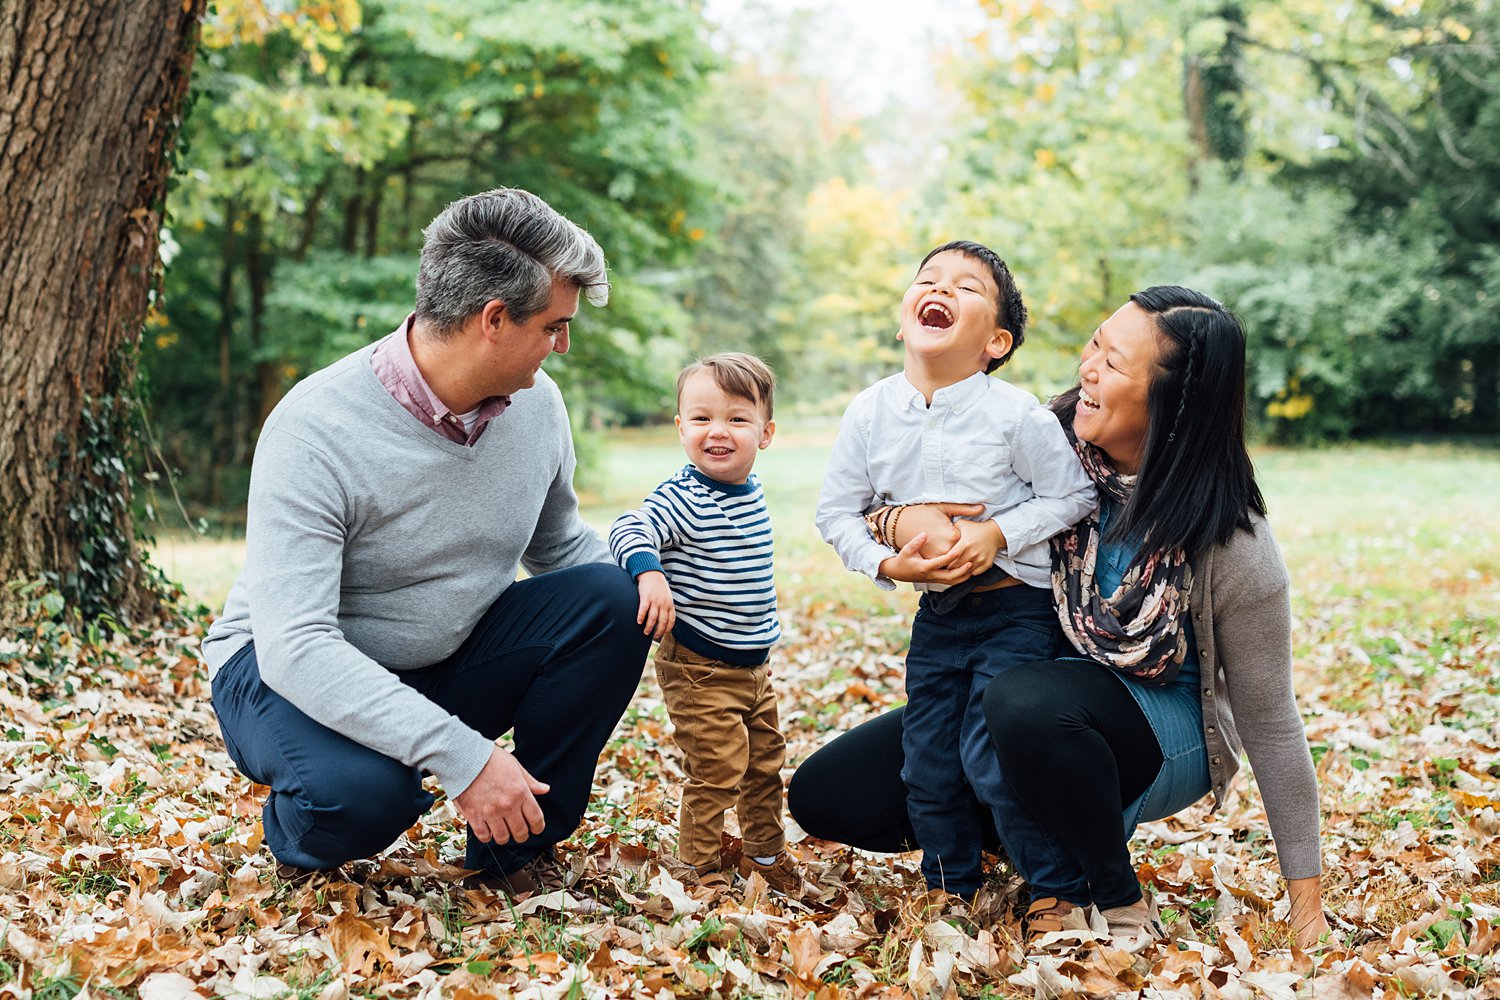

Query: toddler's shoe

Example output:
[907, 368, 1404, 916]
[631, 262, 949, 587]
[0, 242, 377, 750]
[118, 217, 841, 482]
[737, 852, 819, 900]
[664, 855, 733, 891]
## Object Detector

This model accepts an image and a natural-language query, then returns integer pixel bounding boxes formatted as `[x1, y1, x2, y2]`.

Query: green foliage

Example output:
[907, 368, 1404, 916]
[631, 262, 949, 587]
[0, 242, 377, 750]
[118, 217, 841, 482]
[262, 252, 416, 376]
[57, 385, 181, 621]
[1, 580, 75, 681]
[139, 0, 1500, 532]
[1180, 1, 1500, 438]
[937, 0, 1197, 351]
[150, 0, 721, 510]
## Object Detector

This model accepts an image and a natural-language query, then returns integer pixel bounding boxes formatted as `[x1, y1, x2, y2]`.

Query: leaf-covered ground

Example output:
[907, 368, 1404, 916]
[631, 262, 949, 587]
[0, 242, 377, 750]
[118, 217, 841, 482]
[2, 565, 1497, 1000]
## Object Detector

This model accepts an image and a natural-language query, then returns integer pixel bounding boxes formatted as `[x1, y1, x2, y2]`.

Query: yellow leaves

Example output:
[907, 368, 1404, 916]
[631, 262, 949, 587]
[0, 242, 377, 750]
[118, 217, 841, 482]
[1439, 17, 1473, 43]
[202, 0, 359, 75]
[1266, 392, 1314, 420]
[1034, 147, 1057, 169]
[688, 227, 705, 241]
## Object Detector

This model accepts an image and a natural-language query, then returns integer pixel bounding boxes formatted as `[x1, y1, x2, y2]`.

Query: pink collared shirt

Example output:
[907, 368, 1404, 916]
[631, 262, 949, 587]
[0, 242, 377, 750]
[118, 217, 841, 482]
[370, 315, 510, 445]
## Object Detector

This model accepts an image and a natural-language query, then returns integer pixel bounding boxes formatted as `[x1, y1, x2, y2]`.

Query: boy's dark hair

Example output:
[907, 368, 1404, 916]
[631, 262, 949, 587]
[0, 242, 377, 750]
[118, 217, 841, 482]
[1050, 285, 1266, 562]
[919, 240, 1028, 372]
[677, 352, 776, 420]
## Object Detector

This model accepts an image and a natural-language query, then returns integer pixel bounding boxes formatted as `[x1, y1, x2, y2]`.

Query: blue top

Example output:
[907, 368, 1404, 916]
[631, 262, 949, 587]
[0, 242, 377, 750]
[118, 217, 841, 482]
[1094, 502, 1200, 680]
[1093, 501, 1209, 831]
[609, 465, 780, 665]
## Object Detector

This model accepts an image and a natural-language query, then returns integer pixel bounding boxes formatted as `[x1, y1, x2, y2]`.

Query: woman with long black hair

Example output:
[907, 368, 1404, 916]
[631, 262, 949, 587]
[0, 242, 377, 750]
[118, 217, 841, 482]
[789, 287, 1331, 949]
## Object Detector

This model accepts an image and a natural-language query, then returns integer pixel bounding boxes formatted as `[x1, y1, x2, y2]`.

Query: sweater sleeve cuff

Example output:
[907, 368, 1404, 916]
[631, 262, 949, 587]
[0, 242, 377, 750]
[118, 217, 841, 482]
[430, 725, 499, 799]
[624, 552, 665, 579]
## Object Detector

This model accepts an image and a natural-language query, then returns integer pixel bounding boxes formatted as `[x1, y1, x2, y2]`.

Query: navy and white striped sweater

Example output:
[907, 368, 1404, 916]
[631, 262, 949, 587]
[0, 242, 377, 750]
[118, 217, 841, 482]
[609, 465, 780, 666]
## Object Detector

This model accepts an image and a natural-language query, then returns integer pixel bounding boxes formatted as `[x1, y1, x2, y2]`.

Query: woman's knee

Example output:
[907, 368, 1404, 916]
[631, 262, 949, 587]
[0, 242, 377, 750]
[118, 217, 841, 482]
[982, 661, 1080, 751]
[786, 752, 837, 838]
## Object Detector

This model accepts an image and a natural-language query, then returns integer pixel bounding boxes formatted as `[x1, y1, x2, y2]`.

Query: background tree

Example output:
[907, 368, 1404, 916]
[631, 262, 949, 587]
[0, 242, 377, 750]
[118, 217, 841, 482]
[0, 0, 207, 621]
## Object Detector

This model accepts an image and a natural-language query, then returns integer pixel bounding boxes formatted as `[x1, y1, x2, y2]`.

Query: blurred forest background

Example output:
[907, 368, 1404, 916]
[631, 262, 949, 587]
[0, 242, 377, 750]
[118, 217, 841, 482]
[143, 0, 1499, 520]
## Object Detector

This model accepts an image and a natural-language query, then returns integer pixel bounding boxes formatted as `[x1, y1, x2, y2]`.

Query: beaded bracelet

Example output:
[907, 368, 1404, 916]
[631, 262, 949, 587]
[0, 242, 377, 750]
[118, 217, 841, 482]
[887, 504, 905, 549]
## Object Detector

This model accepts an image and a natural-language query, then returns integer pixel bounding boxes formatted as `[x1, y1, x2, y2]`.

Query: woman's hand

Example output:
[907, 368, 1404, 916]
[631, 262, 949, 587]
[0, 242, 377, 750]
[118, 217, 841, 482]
[945, 517, 1006, 575]
[878, 532, 979, 585]
[1286, 875, 1334, 951]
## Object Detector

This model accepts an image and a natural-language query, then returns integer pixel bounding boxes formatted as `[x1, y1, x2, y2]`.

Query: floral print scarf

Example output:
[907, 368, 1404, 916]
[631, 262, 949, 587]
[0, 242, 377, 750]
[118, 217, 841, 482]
[1050, 434, 1193, 685]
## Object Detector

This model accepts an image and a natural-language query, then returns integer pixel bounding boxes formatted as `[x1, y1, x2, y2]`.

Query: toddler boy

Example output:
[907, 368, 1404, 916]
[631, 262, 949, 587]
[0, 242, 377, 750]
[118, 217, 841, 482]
[815, 241, 1095, 898]
[611, 353, 813, 897]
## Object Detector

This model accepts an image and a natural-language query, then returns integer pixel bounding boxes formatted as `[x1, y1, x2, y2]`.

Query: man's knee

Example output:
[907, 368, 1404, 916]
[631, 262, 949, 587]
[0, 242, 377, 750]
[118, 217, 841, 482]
[554, 563, 646, 638]
[586, 562, 644, 625]
[290, 755, 430, 862]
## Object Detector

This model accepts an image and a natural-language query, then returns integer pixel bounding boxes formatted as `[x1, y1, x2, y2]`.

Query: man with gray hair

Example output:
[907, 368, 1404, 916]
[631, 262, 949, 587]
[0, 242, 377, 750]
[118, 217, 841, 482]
[203, 188, 649, 899]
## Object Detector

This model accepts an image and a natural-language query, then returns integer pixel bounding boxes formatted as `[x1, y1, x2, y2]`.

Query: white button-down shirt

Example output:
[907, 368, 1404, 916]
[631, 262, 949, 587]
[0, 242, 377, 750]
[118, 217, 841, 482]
[816, 371, 1096, 589]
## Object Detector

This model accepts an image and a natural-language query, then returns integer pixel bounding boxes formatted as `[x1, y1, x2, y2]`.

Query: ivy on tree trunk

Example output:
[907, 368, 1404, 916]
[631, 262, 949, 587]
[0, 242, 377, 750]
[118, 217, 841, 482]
[0, 0, 208, 623]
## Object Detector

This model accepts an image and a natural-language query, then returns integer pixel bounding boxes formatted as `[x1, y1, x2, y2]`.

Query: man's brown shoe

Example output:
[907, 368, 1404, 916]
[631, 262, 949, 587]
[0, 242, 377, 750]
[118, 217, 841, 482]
[464, 848, 573, 897]
[737, 853, 819, 899]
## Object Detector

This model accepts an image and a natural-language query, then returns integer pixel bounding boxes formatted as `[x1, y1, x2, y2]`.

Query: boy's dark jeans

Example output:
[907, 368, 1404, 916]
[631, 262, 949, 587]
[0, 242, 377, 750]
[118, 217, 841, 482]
[900, 582, 1061, 896]
[210, 563, 649, 876]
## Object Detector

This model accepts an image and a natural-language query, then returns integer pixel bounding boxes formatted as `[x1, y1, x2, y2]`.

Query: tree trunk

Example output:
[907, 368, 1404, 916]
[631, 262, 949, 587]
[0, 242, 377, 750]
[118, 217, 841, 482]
[211, 202, 238, 508]
[341, 167, 366, 253]
[0, 0, 207, 620]
[246, 213, 281, 432]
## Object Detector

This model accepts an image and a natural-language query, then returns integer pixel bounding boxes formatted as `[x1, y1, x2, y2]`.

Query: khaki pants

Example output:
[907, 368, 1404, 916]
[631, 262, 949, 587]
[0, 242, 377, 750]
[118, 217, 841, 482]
[653, 634, 787, 868]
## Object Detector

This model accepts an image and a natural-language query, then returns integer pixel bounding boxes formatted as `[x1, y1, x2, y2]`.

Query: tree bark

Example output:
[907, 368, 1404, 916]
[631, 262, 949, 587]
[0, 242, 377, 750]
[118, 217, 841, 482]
[0, 0, 207, 619]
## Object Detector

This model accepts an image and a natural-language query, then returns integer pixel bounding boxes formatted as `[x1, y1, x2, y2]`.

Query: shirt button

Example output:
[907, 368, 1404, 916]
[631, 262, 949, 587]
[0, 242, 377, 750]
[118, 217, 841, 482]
[1203, 688, 1213, 698]
[1212, 756, 1221, 765]
[1199, 647, 1208, 657]
[1207, 726, 1216, 735]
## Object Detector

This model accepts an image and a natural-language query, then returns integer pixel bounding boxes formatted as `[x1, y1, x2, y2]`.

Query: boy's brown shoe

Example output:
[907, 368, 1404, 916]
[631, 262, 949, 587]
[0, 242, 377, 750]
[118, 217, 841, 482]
[1024, 896, 1085, 943]
[737, 853, 819, 900]
[663, 855, 733, 891]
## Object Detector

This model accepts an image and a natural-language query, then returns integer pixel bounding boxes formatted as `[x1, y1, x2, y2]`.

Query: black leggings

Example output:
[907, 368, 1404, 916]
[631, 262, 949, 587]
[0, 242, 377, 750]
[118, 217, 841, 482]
[787, 658, 1163, 907]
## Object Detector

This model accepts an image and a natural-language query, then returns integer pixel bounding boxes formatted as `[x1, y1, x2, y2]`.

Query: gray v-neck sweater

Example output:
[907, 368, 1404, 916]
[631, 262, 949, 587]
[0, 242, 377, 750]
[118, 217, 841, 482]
[203, 343, 609, 796]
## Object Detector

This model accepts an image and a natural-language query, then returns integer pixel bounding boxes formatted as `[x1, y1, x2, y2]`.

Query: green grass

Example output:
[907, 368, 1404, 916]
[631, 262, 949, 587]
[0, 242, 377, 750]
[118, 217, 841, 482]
[1253, 442, 1500, 628]
[151, 434, 1500, 628]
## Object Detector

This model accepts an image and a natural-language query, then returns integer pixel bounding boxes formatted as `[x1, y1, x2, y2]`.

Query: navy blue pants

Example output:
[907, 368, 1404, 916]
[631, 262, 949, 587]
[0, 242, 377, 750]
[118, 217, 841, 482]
[210, 563, 650, 876]
[901, 583, 1063, 895]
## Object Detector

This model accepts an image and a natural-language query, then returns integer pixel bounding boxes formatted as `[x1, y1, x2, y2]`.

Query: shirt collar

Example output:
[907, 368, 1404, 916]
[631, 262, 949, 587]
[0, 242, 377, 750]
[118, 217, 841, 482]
[896, 369, 990, 414]
[373, 314, 511, 443]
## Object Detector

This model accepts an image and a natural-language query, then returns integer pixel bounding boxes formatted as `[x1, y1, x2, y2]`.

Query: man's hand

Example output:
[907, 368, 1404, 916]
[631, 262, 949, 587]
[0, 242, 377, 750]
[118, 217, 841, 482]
[454, 747, 550, 845]
[943, 518, 1005, 575]
[635, 570, 675, 638]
